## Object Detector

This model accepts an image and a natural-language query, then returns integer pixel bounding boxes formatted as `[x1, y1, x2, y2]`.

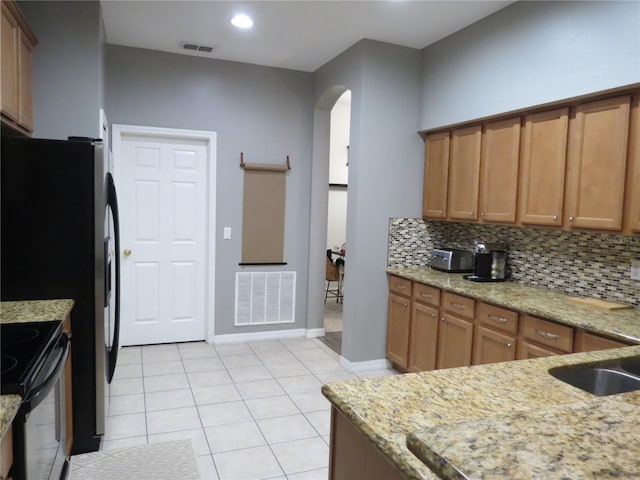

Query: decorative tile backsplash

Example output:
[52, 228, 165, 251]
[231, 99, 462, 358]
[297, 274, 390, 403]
[387, 218, 640, 308]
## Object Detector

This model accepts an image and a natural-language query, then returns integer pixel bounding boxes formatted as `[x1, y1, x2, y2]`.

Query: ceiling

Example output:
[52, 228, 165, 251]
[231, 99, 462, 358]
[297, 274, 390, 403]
[101, 1, 514, 73]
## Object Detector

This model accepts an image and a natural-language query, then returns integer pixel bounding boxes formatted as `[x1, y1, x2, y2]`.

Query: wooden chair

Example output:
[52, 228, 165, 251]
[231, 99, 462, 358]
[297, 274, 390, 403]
[325, 257, 343, 303]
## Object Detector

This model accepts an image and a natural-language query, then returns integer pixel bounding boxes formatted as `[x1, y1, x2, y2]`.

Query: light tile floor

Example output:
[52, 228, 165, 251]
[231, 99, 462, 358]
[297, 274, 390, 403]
[104, 337, 398, 480]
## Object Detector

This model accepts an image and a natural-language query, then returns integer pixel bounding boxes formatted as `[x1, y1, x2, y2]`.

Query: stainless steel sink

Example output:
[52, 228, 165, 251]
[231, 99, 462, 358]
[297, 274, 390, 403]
[550, 356, 640, 396]
[620, 358, 640, 376]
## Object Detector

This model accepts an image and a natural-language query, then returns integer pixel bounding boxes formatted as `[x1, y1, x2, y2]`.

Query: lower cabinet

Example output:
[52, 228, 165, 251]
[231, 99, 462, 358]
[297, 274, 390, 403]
[386, 292, 411, 370]
[386, 276, 635, 373]
[474, 326, 516, 365]
[436, 313, 474, 369]
[517, 315, 573, 359]
[329, 407, 405, 480]
[473, 302, 518, 365]
[408, 302, 439, 372]
[574, 330, 630, 352]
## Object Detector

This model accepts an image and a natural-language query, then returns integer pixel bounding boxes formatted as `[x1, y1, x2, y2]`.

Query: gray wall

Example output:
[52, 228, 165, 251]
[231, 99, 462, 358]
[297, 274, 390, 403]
[19, 1, 104, 139]
[419, 0, 640, 130]
[106, 45, 314, 336]
[314, 40, 424, 362]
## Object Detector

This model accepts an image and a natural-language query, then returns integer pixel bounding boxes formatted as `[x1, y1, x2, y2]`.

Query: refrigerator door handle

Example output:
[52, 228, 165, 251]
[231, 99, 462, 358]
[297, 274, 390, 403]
[106, 172, 120, 384]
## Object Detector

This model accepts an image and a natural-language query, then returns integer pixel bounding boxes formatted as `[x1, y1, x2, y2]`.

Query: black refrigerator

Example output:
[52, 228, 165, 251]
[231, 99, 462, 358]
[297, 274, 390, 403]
[1, 136, 121, 454]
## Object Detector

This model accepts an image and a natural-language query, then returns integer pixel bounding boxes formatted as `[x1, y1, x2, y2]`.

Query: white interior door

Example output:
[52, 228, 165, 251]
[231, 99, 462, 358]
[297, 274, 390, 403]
[120, 135, 208, 346]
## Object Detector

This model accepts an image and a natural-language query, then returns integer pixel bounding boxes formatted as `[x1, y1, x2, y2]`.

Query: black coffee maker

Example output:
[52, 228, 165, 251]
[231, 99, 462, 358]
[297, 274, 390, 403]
[464, 240, 508, 282]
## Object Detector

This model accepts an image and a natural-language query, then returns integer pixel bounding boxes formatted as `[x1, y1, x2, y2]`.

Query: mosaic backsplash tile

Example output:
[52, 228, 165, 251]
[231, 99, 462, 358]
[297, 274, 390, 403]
[388, 218, 640, 308]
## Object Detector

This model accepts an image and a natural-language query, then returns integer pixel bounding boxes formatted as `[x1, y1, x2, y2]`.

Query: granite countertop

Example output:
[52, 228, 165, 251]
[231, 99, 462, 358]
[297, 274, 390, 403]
[0, 299, 75, 324]
[322, 345, 640, 480]
[387, 267, 640, 344]
[0, 299, 74, 438]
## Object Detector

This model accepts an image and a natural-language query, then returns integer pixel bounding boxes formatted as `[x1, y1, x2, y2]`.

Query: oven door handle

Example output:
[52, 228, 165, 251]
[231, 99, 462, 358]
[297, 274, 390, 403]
[24, 334, 69, 411]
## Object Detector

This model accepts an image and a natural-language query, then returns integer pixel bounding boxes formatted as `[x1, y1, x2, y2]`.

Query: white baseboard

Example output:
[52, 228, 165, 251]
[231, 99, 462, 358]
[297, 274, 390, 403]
[213, 328, 323, 344]
[339, 356, 392, 372]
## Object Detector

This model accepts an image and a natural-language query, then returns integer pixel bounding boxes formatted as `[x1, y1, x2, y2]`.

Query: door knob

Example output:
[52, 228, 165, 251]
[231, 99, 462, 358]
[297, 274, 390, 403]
[123, 248, 132, 257]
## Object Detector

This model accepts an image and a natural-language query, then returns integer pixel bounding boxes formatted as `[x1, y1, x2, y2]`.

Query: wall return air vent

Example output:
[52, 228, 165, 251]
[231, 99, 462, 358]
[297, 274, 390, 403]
[180, 42, 215, 53]
[235, 272, 296, 326]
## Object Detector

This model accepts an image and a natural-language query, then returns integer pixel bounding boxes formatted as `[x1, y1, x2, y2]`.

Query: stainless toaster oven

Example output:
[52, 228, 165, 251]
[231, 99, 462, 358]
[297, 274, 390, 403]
[430, 248, 474, 273]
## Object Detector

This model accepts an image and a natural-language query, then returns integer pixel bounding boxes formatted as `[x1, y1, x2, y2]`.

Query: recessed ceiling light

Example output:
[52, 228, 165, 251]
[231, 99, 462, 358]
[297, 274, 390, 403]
[231, 13, 253, 29]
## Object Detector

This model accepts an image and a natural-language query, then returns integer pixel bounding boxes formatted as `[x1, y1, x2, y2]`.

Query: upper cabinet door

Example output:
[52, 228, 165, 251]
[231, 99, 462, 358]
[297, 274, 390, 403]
[422, 132, 450, 219]
[1, 3, 19, 122]
[566, 96, 630, 231]
[624, 95, 640, 234]
[448, 125, 481, 221]
[519, 108, 569, 226]
[479, 117, 521, 223]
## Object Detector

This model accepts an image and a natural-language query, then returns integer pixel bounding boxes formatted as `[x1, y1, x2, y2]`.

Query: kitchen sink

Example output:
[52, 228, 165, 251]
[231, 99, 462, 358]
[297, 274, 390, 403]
[549, 356, 640, 396]
[620, 358, 640, 376]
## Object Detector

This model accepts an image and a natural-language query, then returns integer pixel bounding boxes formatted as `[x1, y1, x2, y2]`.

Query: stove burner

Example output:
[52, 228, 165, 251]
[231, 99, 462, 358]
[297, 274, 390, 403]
[3, 325, 40, 346]
[1, 321, 63, 396]
[1, 355, 18, 375]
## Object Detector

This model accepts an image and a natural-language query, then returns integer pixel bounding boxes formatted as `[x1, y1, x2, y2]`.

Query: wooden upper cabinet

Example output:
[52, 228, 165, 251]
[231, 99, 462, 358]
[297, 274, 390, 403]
[448, 125, 481, 221]
[1, 0, 37, 134]
[624, 94, 640, 234]
[1, 2, 19, 122]
[17, 27, 34, 131]
[422, 132, 450, 219]
[565, 96, 630, 230]
[479, 117, 521, 223]
[519, 108, 568, 226]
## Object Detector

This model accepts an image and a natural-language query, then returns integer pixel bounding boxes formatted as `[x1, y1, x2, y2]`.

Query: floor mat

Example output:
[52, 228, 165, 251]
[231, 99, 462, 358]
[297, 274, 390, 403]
[70, 439, 199, 480]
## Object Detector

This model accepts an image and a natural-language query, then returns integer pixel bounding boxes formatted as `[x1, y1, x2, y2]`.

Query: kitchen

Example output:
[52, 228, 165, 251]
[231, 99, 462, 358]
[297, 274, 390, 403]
[1, 0, 640, 479]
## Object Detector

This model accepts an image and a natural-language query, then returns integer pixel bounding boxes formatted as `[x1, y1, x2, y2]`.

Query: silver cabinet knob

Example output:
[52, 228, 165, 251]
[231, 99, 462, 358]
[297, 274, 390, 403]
[569, 216, 574, 222]
[553, 215, 558, 221]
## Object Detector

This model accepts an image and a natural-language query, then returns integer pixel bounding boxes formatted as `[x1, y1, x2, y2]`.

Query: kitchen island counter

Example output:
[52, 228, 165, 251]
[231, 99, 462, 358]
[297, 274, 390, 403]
[322, 345, 640, 479]
[387, 267, 640, 344]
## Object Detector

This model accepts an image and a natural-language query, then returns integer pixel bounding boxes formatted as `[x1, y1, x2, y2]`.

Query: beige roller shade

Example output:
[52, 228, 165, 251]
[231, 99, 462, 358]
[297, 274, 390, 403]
[241, 162, 288, 265]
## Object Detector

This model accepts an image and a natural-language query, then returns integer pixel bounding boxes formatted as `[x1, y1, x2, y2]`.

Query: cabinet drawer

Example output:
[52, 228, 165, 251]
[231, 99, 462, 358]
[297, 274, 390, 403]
[388, 275, 411, 297]
[412, 283, 440, 307]
[477, 302, 518, 335]
[441, 291, 475, 320]
[522, 315, 573, 353]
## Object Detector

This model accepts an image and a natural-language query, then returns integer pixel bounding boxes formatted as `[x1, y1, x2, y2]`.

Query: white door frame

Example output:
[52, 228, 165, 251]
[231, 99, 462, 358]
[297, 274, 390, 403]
[112, 124, 217, 342]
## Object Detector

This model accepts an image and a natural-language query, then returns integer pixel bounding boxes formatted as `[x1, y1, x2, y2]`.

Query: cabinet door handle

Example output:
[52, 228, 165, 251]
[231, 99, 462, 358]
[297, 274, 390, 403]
[469, 211, 474, 216]
[488, 314, 507, 323]
[569, 216, 574, 222]
[553, 215, 558, 221]
[396, 284, 406, 290]
[421, 292, 433, 299]
[450, 302, 466, 310]
[535, 329, 559, 340]
[402, 303, 408, 308]
[506, 343, 513, 348]
[441, 317, 446, 322]
[431, 313, 437, 318]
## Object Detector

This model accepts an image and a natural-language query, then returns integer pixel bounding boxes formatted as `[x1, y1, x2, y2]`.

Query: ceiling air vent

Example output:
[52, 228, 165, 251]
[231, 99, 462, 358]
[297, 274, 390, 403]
[180, 42, 215, 54]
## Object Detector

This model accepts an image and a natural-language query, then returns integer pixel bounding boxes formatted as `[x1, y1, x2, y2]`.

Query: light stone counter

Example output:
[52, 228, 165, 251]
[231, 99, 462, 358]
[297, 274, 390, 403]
[0, 299, 74, 324]
[322, 345, 640, 480]
[387, 267, 640, 344]
[0, 300, 74, 438]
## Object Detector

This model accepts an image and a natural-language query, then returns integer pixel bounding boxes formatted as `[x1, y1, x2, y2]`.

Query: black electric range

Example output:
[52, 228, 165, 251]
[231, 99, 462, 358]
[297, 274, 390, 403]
[1, 320, 64, 397]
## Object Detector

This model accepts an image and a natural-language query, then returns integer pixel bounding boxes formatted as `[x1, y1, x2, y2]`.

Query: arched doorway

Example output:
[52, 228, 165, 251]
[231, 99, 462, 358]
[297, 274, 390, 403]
[306, 85, 351, 356]
[322, 90, 350, 353]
